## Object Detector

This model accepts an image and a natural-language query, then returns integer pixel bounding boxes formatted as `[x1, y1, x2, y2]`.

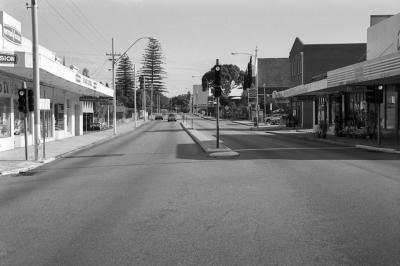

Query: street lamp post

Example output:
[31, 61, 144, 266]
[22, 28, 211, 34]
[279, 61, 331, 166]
[108, 36, 152, 134]
[231, 46, 259, 127]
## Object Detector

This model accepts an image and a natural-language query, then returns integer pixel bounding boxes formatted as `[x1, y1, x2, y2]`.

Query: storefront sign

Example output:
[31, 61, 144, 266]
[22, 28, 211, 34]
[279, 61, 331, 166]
[75, 74, 81, 83]
[2, 24, 22, 45]
[82, 77, 92, 87]
[0, 53, 17, 64]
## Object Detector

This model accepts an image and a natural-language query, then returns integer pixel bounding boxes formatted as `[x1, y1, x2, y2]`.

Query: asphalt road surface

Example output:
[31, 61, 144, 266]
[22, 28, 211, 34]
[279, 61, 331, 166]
[1, 119, 400, 265]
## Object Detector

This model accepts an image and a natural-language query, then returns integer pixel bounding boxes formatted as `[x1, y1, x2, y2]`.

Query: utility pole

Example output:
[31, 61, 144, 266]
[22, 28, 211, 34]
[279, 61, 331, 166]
[143, 77, 146, 121]
[106, 38, 121, 135]
[29, 0, 40, 161]
[255, 46, 259, 127]
[133, 64, 137, 127]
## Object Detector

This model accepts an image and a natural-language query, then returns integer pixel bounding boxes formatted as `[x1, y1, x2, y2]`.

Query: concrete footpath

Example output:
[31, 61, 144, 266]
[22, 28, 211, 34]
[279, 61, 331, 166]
[0, 120, 148, 176]
[180, 121, 239, 158]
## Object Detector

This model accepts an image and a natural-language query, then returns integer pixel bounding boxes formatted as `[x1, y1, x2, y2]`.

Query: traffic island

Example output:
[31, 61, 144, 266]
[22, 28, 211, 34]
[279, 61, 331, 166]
[180, 122, 239, 159]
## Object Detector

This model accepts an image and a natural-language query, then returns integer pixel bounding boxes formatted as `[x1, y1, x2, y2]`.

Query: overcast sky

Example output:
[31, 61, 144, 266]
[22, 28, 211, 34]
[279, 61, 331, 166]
[1, 0, 399, 96]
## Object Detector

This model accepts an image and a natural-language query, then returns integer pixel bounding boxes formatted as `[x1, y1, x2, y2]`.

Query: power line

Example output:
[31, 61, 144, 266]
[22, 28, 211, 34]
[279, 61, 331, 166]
[43, 0, 95, 47]
[92, 59, 109, 77]
[67, 0, 108, 43]
[39, 15, 74, 50]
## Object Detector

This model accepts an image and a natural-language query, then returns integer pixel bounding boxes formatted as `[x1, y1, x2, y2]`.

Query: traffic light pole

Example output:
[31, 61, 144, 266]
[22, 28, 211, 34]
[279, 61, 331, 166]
[216, 96, 220, 149]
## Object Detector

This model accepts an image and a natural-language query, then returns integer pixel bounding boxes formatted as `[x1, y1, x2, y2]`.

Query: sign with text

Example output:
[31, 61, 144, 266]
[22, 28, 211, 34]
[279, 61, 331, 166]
[0, 53, 17, 64]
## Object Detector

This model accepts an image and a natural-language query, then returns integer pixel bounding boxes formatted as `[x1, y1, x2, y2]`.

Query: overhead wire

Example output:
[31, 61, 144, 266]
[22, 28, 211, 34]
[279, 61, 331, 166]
[43, 0, 95, 47]
[66, 0, 108, 43]
[39, 15, 74, 51]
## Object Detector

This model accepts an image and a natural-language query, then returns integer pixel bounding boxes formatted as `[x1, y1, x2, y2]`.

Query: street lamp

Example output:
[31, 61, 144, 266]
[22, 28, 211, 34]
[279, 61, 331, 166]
[231, 46, 259, 127]
[110, 36, 152, 135]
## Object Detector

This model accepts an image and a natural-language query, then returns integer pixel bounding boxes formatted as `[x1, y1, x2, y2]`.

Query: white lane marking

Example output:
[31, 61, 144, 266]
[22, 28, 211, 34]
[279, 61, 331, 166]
[234, 147, 356, 151]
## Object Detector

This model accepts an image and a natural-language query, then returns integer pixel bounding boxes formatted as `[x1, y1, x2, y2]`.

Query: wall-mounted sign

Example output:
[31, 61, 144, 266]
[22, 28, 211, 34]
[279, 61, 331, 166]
[82, 77, 92, 87]
[2, 24, 22, 45]
[39, 98, 51, 110]
[75, 74, 81, 83]
[0, 53, 17, 64]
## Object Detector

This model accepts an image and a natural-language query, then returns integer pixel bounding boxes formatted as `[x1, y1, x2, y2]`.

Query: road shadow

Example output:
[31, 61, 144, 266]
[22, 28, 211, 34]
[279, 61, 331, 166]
[175, 143, 212, 160]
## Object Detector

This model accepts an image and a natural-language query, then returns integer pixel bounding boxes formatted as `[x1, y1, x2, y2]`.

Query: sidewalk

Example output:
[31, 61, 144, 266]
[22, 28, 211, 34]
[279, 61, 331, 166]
[265, 129, 400, 154]
[0, 120, 148, 176]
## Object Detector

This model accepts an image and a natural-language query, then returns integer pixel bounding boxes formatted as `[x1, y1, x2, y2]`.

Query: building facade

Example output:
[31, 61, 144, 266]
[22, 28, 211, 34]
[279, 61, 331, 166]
[0, 11, 113, 152]
[277, 13, 400, 148]
[287, 38, 366, 128]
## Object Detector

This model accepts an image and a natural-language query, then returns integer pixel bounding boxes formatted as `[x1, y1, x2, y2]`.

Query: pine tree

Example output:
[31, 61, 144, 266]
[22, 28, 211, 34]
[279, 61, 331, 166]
[115, 55, 134, 107]
[141, 38, 167, 114]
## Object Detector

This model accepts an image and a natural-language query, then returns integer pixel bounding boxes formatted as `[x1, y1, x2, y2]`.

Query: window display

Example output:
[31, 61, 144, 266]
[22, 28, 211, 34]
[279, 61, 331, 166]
[0, 98, 11, 138]
[13, 98, 31, 135]
[55, 103, 64, 130]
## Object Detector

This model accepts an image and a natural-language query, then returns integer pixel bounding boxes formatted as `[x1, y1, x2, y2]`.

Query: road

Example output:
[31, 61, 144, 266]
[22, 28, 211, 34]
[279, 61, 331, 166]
[1, 118, 400, 265]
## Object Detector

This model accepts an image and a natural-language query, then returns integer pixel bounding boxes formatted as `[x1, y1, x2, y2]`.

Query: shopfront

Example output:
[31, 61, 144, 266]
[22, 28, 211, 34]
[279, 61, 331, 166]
[0, 10, 113, 152]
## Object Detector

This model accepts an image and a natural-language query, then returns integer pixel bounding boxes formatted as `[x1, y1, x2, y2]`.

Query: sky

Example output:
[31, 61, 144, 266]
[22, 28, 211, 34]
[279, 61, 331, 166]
[1, 0, 399, 96]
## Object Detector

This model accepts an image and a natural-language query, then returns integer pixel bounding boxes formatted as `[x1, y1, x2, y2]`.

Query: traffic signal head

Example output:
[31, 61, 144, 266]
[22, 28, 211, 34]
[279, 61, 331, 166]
[28, 89, 34, 112]
[214, 87, 222, 97]
[214, 64, 221, 87]
[18, 89, 27, 113]
[201, 77, 208, 92]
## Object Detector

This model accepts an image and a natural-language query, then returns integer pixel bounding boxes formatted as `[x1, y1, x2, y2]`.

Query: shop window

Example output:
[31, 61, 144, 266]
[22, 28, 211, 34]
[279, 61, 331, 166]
[54, 103, 65, 130]
[0, 98, 11, 138]
[40, 110, 53, 138]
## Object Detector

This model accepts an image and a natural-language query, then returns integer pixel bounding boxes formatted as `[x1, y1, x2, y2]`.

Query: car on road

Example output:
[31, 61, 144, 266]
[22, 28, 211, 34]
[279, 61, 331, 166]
[89, 122, 106, 131]
[167, 113, 177, 122]
[155, 114, 163, 120]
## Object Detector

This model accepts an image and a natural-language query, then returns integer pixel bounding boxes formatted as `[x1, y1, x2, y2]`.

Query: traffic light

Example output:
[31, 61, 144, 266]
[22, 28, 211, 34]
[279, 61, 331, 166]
[28, 89, 34, 112]
[214, 87, 222, 97]
[214, 63, 221, 97]
[214, 64, 221, 87]
[201, 76, 208, 92]
[376, 86, 383, 104]
[18, 89, 27, 113]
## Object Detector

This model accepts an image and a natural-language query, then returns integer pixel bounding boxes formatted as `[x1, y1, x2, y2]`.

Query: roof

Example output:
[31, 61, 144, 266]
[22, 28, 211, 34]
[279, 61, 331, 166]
[257, 58, 291, 88]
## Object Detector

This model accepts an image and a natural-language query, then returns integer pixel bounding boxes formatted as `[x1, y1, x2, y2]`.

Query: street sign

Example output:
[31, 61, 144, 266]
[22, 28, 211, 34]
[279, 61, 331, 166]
[39, 98, 50, 110]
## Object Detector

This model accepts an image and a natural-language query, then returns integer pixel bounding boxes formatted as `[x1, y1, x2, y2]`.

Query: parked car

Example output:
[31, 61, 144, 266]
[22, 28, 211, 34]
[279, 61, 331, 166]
[167, 113, 177, 122]
[89, 122, 105, 131]
[155, 114, 163, 120]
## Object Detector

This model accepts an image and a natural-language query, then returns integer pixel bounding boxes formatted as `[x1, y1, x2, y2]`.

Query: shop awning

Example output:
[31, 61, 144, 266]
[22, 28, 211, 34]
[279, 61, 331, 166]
[328, 51, 400, 87]
[0, 51, 113, 97]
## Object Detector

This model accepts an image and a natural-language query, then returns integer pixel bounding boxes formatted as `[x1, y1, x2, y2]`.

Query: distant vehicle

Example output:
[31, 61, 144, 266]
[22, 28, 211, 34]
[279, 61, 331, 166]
[167, 113, 177, 122]
[155, 114, 163, 120]
[89, 122, 105, 131]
